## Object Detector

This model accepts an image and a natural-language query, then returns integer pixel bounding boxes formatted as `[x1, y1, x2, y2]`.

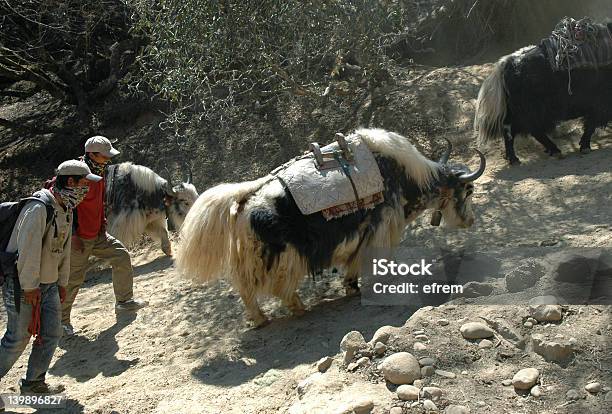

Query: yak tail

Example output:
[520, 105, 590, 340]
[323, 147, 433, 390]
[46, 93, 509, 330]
[174, 176, 270, 283]
[474, 57, 508, 147]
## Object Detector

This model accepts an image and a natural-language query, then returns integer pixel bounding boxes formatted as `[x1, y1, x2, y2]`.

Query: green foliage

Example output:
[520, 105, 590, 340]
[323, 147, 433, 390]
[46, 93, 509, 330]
[127, 0, 406, 128]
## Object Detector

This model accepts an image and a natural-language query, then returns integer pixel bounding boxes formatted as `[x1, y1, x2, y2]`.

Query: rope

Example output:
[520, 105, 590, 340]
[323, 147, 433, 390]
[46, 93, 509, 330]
[27, 295, 43, 346]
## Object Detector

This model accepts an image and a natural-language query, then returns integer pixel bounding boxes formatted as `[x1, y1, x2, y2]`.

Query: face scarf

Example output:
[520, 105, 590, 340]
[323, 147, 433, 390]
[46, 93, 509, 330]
[84, 154, 107, 176]
[55, 186, 89, 209]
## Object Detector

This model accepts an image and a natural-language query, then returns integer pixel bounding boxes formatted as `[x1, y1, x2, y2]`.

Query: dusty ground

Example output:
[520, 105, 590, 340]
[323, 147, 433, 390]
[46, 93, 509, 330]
[0, 63, 610, 413]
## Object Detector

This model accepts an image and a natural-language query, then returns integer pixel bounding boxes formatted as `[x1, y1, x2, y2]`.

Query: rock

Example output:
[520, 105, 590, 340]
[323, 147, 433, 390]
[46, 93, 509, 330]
[461, 281, 494, 298]
[397, 384, 420, 401]
[478, 339, 494, 349]
[530, 305, 562, 322]
[438, 319, 450, 326]
[435, 369, 456, 379]
[347, 362, 359, 371]
[512, 368, 539, 390]
[585, 382, 601, 394]
[369, 325, 397, 345]
[527, 317, 537, 324]
[460, 322, 495, 339]
[505, 261, 544, 293]
[390, 408, 403, 414]
[531, 334, 573, 362]
[421, 366, 435, 377]
[524, 321, 533, 329]
[461, 371, 468, 375]
[413, 342, 427, 351]
[422, 399, 438, 411]
[476, 401, 486, 407]
[317, 356, 333, 373]
[343, 350, 355, 365]
[413, 379, 423, 388]
[502, 379, 512, 386]
[341, 331, 367, 353]
[445, 405, 470, 414]
[530, 385, 543, 398]
[566, 389, 580, 401]
[528, 295, 560, 306]
[381, 352, 421, 385]
[422, 386, 443, 400]
[419, 357, 436, 367]
[297, 372, 322, 396]
[352, 398, 374, 414]
[415, 334, 429, 341]
[374, 342, 387, 356]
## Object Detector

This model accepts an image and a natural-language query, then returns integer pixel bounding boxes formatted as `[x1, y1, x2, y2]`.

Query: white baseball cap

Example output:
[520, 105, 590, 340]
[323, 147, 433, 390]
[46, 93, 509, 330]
[57, 160, 102, 182]
[84, 135, 120, 157]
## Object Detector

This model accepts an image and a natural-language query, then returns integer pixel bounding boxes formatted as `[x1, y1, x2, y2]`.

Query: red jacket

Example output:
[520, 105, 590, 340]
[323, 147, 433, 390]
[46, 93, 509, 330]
[75, 178, 106, 239]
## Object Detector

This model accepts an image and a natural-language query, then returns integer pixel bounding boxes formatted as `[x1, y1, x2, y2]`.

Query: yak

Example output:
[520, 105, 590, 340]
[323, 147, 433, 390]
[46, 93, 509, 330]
[475, 21, 612, 165]
[175, 128, 486, 327]
[106, 162, 198, 256]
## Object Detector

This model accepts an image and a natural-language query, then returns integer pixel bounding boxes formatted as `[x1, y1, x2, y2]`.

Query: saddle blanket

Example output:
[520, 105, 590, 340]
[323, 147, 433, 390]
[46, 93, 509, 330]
[274, 134, 384, 219]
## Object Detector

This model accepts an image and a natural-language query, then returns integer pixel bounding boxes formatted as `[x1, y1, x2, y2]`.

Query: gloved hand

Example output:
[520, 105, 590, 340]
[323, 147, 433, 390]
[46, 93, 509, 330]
[23, 288, 41, 307]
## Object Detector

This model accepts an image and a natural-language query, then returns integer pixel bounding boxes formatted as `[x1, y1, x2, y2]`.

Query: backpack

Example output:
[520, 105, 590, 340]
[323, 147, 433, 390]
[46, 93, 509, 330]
[0, 196, 56, 284]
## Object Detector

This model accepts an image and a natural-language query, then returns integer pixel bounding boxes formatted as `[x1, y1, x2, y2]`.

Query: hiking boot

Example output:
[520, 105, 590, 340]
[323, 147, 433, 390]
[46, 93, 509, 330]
[115, 298, 148, 312]
[19, 380, 65, 395]
[61, 323, 78, 337]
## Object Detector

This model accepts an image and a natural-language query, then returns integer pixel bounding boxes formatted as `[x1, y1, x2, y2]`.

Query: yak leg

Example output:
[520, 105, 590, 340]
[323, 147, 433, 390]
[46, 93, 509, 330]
[579, 118, 597, 154]
[532, 132, 561, 157]
[145, 218, 172, 256]
[238, 289, 269, 328]
[503, 125, 521, 165]
[282, 292, 306, 316]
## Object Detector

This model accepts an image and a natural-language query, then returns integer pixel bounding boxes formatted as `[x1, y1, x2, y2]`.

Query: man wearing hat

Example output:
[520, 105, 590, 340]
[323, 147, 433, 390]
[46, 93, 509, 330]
[0, 160, 101, 395]
[61, 136, 147, 336]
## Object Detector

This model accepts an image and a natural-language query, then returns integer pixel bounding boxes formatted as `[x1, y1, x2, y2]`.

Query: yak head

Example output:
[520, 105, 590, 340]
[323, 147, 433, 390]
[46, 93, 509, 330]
[430, 139, 486, 229]
[164, 180, 199, 230]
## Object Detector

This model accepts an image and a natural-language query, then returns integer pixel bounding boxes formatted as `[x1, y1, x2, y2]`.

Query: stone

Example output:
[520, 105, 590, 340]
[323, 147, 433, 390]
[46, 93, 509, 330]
[374, 342, 387, 356]
[397, 384, 420, 401]
[512, 368, 539, 390]
[419, 357, 435, 367]
[527, 318, 537, 324]
[413, 342, 427, 351]
[502, 379, 513, 386]
[445, 405, 470, 414]
[347, 362, 359, 372]
[460, 322, 495, 339]
[343, 350, 355, 365]
[421, 366, 435, 377]
[369, 325, 398, 345]
[505, 261, 544, 293]
[566, 389, 580, 401]
[381, 352, 421, 385]
[413, 379, 423, 388]
[352, 398, 374, 414]
[341, 331, 366, 353]
[438, 319, 450, 326]
[422, 386, 443, 400]
[585, 382, 601, 394]
[530, 385, 542, 398]
[461, 281, 494, 298]
[415, 334, 429, 341]
[435, 369, 456, 379]
[524, 321, 533, 329]
[531, 334, 573, 362]
[530, 305, 562, 322]
[316, 356, 333, 373]
[390, 408, 403, 414]
[413, 330, 426, 336]
[478, 339, 494, 349]
[422, 399, 438, 411]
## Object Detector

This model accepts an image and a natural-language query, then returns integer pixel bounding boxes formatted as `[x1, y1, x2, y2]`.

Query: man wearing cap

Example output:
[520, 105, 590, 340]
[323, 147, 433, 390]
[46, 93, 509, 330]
[61, 136, 147, 336]
[0, 160, 101, 395]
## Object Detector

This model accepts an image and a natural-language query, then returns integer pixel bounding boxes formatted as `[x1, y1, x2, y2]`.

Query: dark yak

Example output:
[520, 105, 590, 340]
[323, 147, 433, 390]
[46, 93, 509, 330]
[175, 128, 486, 326]
[474, 21, 612, 165]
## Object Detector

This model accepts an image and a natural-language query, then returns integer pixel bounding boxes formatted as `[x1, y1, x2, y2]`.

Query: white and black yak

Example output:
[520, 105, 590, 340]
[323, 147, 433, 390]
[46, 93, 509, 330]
[106, 162, 199, 256]
[175, 128, 485, 326]
[474, 21, 612, 165]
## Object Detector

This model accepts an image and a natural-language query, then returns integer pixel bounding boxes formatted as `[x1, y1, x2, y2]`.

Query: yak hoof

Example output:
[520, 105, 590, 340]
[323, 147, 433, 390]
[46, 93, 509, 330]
[250, 316, 270, 329]
[580, 147, 592, 154]
[162, 244, 173, 257]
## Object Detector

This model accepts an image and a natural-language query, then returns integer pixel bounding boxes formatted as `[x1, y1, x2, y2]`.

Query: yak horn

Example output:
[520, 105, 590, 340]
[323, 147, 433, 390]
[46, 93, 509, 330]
[438, 138, 452, 164]
[458, 150, 486, 183]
